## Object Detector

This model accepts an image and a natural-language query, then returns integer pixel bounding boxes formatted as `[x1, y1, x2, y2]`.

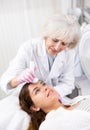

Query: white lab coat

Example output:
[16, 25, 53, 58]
[0, 38, 75, 130]
[0, 38, 75, 97]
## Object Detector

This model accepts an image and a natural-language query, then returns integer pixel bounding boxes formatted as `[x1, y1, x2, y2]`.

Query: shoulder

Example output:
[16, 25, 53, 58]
[58, 48, 75, 57]
[64, 48, 76, 62]
[19, 38, 44, 52]
[21, 38, 44, 48]
[39, 108, 64, 130]
[57, 49, 75, 62]
[65, 48, 75, 56]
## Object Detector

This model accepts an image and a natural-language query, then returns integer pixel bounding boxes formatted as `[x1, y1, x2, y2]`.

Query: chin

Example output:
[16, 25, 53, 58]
[49, 51, 57, 55]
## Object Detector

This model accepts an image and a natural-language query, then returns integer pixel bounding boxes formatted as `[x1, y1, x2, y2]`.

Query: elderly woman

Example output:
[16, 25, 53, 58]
[19, 81, 90, 130]
[0, 14, 80, 98]
[0, 14, 80, 130]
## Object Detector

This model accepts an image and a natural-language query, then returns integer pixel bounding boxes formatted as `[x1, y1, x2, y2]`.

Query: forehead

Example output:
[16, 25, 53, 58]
[28, 81, 44, 92]
[29, 81, 43, 87]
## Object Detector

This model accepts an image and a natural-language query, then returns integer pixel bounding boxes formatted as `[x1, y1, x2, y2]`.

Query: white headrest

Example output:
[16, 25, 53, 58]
[79, 24, 90, 79]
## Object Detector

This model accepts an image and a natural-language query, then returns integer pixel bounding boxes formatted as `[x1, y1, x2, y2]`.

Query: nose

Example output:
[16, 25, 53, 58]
[42, 85, 48, 92]
[54, 41, 61, 50]
[44, 86, 48, 91]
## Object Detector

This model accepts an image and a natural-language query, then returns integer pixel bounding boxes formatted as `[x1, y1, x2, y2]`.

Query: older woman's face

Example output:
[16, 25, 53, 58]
[45, 37, 69, 55]
[28, 81, 61, 113]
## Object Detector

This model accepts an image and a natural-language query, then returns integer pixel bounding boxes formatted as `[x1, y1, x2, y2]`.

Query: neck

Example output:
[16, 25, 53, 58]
[44, 101, 62, 113]
[43, 101, 79, 114]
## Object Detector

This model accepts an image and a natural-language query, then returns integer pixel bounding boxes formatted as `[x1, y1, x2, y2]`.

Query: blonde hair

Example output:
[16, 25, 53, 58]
[41, 14, 81, 48]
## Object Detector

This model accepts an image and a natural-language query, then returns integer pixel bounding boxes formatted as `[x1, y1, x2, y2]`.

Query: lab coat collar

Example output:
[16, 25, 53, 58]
[34, 39, 66, 81]
[47, 50, 66, 79]
[33, 39, 49, 80]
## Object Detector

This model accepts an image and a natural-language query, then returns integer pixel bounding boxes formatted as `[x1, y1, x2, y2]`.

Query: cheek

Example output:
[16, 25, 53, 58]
[62, 45, 67, 49]
[46, 40, 53, 47]
[32, 94, 46, 106]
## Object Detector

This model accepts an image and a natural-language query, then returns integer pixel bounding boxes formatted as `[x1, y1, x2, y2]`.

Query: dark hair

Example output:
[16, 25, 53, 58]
[19, 83, 46, 130]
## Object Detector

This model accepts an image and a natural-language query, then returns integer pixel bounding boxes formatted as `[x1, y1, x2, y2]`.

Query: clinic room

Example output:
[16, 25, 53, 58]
[0, 0, 90, 130]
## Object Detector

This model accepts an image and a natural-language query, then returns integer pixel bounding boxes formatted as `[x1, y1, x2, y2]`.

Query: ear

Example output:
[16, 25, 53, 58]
[30, 105, 40, 112]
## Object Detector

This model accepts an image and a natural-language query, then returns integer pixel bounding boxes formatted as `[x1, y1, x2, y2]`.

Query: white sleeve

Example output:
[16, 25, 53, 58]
[0, 40, 33, 94]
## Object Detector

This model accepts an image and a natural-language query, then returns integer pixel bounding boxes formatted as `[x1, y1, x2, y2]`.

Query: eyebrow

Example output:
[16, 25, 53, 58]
[32, 87, 38, 94]
[40, 80, 43, 84]
[32, 81, 44, 94]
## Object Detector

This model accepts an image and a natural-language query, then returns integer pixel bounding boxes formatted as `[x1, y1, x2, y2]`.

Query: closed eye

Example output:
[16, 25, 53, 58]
[33, 87, 40, 95]
[42, 82, 46, 86]
[61, 42, 67, 46]
[40, 81, 46, 86]
[35, 88, 40, 95]
[52, 38, 59, 42]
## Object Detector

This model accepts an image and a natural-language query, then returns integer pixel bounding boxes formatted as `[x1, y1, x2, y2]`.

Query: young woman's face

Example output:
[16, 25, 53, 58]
[45, 37, 69, 55]
[28, 81, 61, 113]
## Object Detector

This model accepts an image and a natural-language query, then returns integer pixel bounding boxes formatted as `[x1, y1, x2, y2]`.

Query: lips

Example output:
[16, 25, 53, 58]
[58, 95, 62, 103]
[51, 47, 55, 51]
[50, 48, 58, 55]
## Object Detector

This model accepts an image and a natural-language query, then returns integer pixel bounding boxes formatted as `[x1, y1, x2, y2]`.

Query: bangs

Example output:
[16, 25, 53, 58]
[41, 17, 80, 48]
[50, 29, 72, 44]
[48, 26, 74, 44]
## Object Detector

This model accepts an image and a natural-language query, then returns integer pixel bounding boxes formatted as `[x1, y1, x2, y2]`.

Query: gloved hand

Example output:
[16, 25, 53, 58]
[16, 68, 38, 84]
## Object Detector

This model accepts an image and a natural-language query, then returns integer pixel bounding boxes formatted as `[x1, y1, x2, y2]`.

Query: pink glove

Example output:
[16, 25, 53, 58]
[17, 68, 38, 84]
